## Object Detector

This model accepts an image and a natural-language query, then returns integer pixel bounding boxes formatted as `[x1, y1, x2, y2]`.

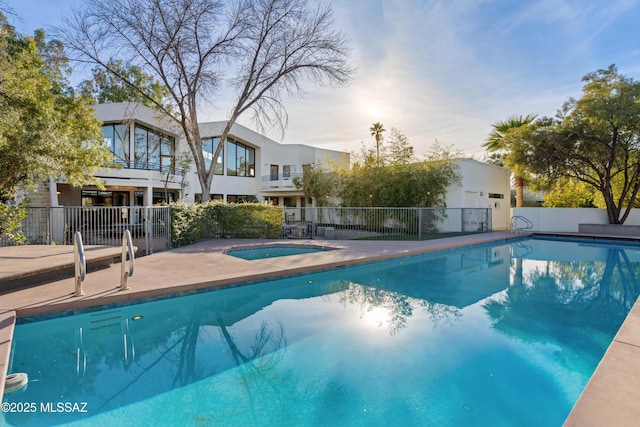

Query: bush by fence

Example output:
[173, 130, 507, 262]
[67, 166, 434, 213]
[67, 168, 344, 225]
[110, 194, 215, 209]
[0, 202, 28, 245]
[170, 201, 284, 247]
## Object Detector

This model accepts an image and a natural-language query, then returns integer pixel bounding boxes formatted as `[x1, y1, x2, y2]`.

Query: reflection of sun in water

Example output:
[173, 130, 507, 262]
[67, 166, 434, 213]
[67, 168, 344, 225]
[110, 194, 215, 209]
[363, 306, 391, 328]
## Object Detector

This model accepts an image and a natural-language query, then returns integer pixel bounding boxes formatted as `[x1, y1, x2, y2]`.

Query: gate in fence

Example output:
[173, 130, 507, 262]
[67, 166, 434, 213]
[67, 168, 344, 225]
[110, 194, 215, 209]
[5, 206, 171, 255]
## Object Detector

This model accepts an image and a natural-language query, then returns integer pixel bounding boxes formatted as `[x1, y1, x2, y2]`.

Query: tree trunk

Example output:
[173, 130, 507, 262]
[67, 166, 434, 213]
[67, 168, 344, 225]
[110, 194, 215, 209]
[602, 190, 622, 224]
[514, 175, 525, 208]
[198, 174, 211, 202]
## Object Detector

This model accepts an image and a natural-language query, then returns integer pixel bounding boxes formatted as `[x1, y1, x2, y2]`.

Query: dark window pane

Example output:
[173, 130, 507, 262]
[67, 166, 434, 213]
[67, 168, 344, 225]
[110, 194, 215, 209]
[238, 143, 246, 177]
[114, 124, 129, 165]
[134, 126, 148, 168]
[227, 139, 237, 176]
[248, 147, 255, 177]
[148, 131, 160, 170]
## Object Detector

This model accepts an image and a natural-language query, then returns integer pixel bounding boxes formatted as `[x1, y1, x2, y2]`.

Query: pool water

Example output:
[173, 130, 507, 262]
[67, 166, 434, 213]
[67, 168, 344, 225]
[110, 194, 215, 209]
[4, 237, 640, 426]
[226, 245, 327, 260]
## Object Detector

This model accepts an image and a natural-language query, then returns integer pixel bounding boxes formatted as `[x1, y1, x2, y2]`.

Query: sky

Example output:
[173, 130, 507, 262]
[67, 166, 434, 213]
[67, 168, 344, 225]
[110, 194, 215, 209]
[5, 0, 640, 158]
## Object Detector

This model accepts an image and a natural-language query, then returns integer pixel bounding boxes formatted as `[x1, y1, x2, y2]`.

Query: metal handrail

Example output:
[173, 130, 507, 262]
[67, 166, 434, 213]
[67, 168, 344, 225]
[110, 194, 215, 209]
[120, 229, 135, 290]
[74, 231, 86, 296]
[511, 215, 533, 233]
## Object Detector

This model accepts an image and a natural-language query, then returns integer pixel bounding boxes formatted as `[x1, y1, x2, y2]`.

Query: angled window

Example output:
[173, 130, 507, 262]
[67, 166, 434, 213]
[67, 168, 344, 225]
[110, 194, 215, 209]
[101, 124, 129, 166]
[202, 137, 224, 175]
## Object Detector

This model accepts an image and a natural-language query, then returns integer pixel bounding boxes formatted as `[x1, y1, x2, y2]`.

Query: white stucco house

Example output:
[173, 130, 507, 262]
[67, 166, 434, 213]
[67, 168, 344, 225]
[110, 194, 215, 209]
[31, 102, 510, 230]
[45, 102, 348, 211]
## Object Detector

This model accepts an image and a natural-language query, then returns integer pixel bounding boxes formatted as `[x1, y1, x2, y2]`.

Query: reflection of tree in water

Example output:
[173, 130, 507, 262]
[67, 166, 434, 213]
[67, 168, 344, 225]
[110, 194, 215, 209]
[216, 315, 297, 422]
[415, 299, 462, 328]
[217, 316, 287, 369]
[101, 307, 290, 414]
[172, 309, 203, 387]
[485, 247, 640, 351]
[334, 281, 461, 335]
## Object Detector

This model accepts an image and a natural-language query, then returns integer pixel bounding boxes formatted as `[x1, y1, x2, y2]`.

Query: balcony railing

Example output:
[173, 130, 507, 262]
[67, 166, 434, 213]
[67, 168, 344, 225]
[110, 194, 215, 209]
[261, 173, 302, 190]
[112, 158, 187, 176]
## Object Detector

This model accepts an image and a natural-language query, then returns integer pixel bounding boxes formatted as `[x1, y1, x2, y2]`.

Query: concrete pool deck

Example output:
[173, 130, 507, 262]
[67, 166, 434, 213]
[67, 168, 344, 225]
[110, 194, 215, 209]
[1, 231, 640, 425]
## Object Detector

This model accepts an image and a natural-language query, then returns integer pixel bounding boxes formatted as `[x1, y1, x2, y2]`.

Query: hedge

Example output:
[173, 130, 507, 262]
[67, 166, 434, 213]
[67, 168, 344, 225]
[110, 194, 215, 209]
[170, 201, 284, 247]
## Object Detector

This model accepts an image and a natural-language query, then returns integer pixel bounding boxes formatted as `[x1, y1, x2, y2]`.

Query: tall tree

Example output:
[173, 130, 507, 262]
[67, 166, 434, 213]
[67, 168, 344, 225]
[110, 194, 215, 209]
[521, 65, 640, 224]
[77, 59, 170, 110]
[58, 0, 352, 200]
[0, 13, 113, 200]
[386, 128, 414, 166]
[369, 122, 385, 166]
[483, 114, 537, 207]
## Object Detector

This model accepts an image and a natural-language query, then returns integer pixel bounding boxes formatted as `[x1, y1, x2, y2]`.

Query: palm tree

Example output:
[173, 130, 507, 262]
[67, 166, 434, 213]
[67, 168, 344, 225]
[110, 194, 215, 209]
[484, 115, 537, 207]
[369, 122, 385, 166]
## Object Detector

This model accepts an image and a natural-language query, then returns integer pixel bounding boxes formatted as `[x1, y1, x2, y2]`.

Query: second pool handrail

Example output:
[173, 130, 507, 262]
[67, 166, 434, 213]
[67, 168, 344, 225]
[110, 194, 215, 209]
[74, 231, 86, 296]
[120, 229, 135, 291]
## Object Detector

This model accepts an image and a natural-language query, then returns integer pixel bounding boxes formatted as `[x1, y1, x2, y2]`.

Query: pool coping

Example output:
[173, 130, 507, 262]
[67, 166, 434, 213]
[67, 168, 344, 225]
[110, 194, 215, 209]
[0, 310, 15, 397]
[1, 231, 640, 425]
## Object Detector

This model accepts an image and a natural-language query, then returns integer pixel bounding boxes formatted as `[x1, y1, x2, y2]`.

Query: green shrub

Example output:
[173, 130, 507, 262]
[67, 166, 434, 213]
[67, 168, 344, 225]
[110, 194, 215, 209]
[170, 201, 283, 247]
[0, 201, 27, 245]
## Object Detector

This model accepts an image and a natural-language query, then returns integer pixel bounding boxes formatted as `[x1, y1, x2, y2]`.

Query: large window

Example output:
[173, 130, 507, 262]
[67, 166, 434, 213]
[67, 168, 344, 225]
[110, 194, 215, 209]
[133, 124, 175, 171]
[202, 137, 224, 175]
[101, 124, 129, 166]
[81, 190, 128, 207]
[101, 123, 175, 172]
[226, 137, 255, 177]
[227, 194, 258, 203]
[152, 191, 177, 204]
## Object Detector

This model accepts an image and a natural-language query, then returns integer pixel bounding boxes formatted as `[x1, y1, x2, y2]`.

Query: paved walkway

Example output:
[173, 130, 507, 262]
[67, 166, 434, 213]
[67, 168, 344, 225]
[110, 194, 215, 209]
[1, 232, 640, 425]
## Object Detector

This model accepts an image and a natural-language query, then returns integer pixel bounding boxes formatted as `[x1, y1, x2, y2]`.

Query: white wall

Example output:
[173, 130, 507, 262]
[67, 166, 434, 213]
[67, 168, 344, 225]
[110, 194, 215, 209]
[511, 207, 640, 232]
[93, 102, 182, 135]
[446, 159, 511, 230]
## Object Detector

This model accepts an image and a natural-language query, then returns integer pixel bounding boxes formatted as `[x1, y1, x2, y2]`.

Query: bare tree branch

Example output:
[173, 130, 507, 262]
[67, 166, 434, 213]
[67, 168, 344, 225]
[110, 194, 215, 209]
[56, 0, 352, 200]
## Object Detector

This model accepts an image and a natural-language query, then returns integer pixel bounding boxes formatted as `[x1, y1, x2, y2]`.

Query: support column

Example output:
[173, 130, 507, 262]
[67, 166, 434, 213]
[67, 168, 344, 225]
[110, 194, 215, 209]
[145, 185, 153, 207]
[49, 178, 59, 207]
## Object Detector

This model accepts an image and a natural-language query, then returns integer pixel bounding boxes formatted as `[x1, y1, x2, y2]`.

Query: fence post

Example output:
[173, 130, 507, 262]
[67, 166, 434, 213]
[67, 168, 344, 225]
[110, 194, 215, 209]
[461, 208, 465, 235]
[167, 206, 172, 249]
[418, 208, 423, 241]
[145, 207, 152, 255]
[45, 207, 50, 245]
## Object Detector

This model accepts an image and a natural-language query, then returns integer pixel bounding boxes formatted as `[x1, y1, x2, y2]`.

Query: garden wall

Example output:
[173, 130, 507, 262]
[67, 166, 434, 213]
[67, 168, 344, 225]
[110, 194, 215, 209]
[511, 207, 640, 232]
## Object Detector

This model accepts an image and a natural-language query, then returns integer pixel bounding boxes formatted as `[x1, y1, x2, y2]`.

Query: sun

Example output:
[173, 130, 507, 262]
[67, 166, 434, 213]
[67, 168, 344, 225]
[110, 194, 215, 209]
[362, 306, 391, 328]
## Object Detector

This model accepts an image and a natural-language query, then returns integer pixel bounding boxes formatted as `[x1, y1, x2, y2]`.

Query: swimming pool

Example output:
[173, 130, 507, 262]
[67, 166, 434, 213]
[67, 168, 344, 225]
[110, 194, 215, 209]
[226, 245, 328, 260]
[4, 237, 640, 426]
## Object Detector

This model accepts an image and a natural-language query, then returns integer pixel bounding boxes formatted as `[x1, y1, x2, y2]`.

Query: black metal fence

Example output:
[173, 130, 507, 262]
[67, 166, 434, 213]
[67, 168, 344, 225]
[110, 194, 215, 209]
[2, 206, 492, 251]
[283, 207, 492, 240]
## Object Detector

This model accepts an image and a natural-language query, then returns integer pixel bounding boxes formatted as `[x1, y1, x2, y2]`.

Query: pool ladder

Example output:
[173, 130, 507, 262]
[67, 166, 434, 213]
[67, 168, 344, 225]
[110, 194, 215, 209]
[510, 215, 533, 233]
[74, 230, 135, 296]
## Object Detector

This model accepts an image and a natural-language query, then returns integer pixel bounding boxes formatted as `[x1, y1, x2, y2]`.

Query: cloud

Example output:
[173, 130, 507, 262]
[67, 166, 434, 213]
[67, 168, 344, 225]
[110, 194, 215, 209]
[9, 0, 640, 159]
[277, 0, 640, 156]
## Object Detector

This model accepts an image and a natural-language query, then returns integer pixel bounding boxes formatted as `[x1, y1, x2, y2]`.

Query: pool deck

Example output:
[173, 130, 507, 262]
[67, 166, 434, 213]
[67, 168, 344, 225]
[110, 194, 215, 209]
[1, 231, 640, 425]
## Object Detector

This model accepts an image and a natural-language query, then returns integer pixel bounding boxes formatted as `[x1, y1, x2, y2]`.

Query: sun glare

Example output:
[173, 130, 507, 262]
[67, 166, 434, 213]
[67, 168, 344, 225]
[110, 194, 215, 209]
[363, 306, 391, 328]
